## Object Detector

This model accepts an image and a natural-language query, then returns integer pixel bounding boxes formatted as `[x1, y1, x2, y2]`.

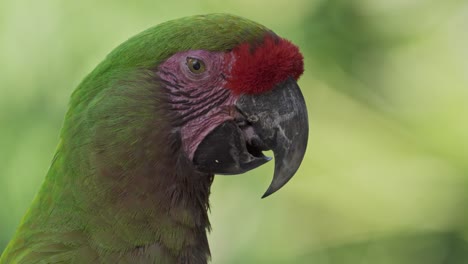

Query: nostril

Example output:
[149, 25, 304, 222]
[247, 115, 259, 123]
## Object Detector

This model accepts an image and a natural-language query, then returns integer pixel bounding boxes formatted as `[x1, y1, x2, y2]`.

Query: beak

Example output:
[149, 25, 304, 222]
[236, 77, 309, 198]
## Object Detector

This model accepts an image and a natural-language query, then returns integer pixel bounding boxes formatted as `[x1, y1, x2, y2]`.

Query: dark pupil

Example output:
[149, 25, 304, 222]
[192, 60, 201, 71]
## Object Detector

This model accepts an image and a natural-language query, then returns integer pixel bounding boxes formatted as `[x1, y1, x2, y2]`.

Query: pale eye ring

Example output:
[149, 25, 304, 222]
[186, 57, 206, 74]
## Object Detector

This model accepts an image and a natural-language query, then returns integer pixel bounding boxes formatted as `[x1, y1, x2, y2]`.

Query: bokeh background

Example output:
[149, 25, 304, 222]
[1, 0, 468, 263]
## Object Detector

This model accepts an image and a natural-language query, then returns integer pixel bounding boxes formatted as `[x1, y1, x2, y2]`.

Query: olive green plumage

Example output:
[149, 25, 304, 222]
[0, 14, 270, 264]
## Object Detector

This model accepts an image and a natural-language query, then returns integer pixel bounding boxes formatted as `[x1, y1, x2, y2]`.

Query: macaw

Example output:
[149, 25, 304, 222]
[1, 13, 308, 264]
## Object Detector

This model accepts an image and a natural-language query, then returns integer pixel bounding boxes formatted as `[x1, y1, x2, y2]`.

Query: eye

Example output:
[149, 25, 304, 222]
[186, 57, 206, 74]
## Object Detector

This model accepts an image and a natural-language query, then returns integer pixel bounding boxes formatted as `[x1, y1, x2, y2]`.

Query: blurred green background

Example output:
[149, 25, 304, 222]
[1, 0, 468, 263]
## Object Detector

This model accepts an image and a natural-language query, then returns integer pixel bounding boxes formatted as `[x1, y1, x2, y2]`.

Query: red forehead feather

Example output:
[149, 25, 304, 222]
[226, 34, 304, 95]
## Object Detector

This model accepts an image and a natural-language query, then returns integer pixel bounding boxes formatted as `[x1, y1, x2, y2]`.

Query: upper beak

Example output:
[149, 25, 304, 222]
[236, 77, 309, 198]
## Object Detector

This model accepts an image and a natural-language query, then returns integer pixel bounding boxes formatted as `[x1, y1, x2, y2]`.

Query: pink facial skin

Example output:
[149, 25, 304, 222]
[157, 50, 238, 160]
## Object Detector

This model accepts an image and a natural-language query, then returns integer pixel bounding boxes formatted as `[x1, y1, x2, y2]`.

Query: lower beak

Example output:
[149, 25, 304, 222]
[236, 77, 309, 198]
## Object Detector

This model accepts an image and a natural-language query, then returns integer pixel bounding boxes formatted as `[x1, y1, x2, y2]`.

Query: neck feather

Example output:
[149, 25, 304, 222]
[21, 139, 213, 263]
[13, 71, 214, 263]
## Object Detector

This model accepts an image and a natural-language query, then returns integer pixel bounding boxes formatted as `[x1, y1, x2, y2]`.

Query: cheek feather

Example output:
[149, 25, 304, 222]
[226, 34, 304, 95]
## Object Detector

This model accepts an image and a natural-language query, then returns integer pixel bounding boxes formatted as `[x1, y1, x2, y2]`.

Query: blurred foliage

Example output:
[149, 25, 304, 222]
[2, 0, 468, 263]
[304, 0, 399, 106]
[301, 232, 468, 264]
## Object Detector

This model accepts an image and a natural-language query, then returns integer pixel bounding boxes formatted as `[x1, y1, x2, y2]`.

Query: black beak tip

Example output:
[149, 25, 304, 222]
[260, 169, 298, 199]
[261, 188, 274, 199]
